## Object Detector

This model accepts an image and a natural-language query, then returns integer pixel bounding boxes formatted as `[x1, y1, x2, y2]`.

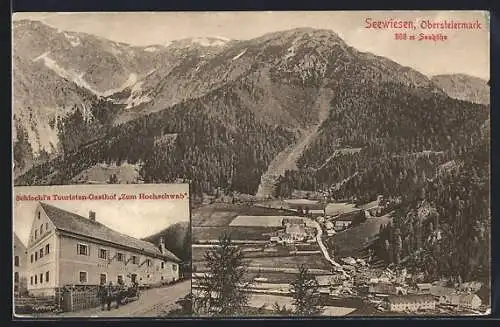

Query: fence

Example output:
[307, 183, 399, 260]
[59, 285, 100, 312]
[15, 295, 58, 314]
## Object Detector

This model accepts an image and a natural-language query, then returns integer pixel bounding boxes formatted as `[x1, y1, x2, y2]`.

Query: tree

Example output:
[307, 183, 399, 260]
[162, 293, 192, 317]
[273, 302, 294, 315]
[290, 264, 323, 316]
[194, 234, 252, 316]
[108, 173, 119, 184]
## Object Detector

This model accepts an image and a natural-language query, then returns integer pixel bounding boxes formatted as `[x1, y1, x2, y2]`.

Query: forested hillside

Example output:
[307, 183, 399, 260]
[276, 80, 489, 202]
[143, 221, 191, 263]
[375, 136, 490, 282]
[15, 85, 294, 196]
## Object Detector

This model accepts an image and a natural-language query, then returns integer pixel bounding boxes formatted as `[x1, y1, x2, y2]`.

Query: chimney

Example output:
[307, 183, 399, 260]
[159, 236, 165, 254]
[89, 211, 96, 222]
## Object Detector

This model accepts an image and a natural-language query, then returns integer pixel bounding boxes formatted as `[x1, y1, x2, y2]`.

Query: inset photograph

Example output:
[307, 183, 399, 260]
[13, 183, 191, 318]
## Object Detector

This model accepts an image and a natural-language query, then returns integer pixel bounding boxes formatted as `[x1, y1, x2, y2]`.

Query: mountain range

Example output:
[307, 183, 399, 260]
[13, 20, 489, 195]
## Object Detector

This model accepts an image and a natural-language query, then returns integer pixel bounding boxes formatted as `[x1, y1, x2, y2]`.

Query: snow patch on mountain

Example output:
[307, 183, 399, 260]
[33, 52, 139, 98]
[109, 42, 123, 56]
[232, 48, 247, 60]
[102, 73, 138, 97]
[24, 108, 60, 156]
[191, 37, 228, 47]
[125, 81, 153, 109]
[63, 32, 81, 47]
[144, 46, 159, 52]
[284, 37, 302, 61]
[33, 52, 102, 95]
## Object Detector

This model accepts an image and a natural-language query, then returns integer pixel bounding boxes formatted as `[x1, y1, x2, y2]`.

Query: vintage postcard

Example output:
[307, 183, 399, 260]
[12, 10, 490, 317]
[13, 183, 191, 317]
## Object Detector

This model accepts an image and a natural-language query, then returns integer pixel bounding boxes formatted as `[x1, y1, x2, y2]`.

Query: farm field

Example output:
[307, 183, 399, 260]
[246, 254, 331, 270]
[324, 202, 359, 216]
[328, 213, 393, 257]
[192, 226, 281, 241]
[192, 203, 295, 227]
[192, 244, 321, 262]
[229, 215, 287, 227]
[71, 162, 142, 184]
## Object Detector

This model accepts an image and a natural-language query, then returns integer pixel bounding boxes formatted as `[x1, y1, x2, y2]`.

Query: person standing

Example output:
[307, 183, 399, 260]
[116, 279, 124, 309]
[106, 281, 113, 311]
[98, 281, 107, 311]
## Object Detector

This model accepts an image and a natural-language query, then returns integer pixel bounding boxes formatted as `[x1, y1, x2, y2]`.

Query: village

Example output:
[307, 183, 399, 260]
[191, 192, 490, 316]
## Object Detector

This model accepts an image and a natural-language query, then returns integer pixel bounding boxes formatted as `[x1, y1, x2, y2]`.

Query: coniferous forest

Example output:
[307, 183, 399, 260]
[15, 86, 294, 196]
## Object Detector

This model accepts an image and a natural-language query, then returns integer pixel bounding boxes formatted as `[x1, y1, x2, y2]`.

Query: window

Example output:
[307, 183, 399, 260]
[40, 224, 43, 234]
[31, 254, 33, 263]
[78, 244, 89, 256]
[35, 230, 38, 239]
[45, 222, 48, 231]
[79, 271, 88, 283]
[14, 272, 19, 283]
[14, 285, 19, 292]
[117, 275, 123, 284]
[117, 253, 124, 262]
[15, 256, 19, 267]
[146, 259, 151, 266]
[161, 262, 164, 269]
[45, 244, 50, 254]
[147, 274, 150, 278]
[132, 256, 138, 264]
[30, 276, 33, 285]
[99, 249, 108, 259]
[46, 271, 49, 282]
[161, 276, 164, 280]
[172, 264, 177, 271]
[35, 252, 38, 261]
[35, 275, 37, 284]
[40, 273, 43, 284]
[100, 274, 107, 285]
[40, 248, 44, 258]
[38, 212, 41, 220]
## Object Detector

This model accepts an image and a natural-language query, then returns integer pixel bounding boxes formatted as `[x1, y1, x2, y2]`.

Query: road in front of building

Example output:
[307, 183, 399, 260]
[46, 280, 190, 318]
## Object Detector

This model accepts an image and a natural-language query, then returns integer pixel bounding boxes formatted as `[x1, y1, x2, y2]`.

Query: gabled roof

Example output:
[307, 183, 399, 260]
[13, 232, 27, 250]
[39, 202, 181, 263]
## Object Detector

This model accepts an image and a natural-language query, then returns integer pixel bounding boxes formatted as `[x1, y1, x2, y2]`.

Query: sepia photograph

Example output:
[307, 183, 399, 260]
[11, 10, 490, 317]
[13, 184, 191, 318]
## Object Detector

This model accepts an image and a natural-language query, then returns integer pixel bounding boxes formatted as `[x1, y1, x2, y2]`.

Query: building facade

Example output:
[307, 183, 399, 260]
[385, 294, 436, 312]
[13, 233, 28, 296]
[26, 202, 182, 297]
[282, 218, 307, 241]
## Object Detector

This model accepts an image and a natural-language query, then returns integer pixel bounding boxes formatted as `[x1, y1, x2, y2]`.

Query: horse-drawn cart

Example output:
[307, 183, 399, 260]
[117, 285, 141, 304]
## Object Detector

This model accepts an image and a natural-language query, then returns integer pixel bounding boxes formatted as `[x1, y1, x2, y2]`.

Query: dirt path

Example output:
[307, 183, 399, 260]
[42, 280, 190, 318]
[255, 88, 333, 198]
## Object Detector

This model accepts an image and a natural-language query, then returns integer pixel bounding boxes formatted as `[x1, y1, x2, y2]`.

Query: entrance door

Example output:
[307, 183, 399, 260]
[100, 274, 107, 285]
[131, 274, 137, 283]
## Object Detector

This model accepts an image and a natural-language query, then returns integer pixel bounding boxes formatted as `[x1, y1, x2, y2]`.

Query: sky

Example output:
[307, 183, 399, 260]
[13, 184, 190, 247]
[12, 11, 490, 79]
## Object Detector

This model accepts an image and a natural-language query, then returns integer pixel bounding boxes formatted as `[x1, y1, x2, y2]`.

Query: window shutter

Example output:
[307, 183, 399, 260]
[77, 243, 79, 254]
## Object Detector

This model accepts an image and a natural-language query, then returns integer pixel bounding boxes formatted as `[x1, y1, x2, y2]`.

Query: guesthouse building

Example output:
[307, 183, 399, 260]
[26, 202, 181, 297]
